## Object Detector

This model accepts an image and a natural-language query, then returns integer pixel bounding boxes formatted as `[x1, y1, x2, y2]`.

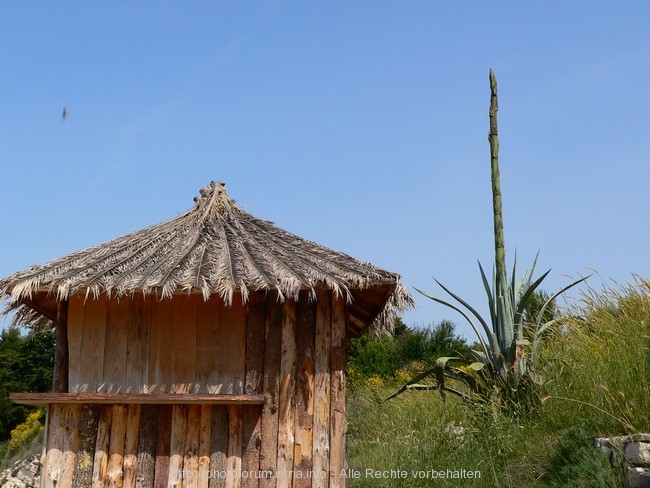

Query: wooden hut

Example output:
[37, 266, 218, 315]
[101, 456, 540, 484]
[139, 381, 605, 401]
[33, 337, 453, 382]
[0, 181, 412, 488]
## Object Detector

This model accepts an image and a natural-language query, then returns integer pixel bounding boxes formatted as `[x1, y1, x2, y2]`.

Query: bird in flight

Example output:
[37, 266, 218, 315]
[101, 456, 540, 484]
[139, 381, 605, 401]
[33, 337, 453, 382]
[62, 106, 68, 121]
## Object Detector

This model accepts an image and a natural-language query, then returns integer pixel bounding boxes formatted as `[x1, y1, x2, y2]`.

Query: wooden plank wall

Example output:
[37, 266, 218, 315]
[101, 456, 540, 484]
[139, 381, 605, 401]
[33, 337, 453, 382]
[48, 290, 350, 487]
[67, 293, 247, 395]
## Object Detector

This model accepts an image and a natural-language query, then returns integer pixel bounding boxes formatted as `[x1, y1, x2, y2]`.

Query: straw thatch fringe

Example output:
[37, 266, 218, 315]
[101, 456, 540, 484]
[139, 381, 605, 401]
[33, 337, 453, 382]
[1, 182, 413, 334]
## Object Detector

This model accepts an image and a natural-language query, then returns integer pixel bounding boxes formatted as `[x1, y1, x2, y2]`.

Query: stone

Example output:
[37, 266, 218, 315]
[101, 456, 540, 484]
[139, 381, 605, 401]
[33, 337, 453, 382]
[595, 436, 627, 465]
[626, 442, 650, 466]
[627, 466, 650, 488]
[0, 454, 41, 488]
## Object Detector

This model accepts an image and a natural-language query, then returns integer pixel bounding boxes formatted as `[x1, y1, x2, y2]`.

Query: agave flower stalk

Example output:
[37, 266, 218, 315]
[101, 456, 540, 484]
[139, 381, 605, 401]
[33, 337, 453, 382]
[387, 70, 589, 411]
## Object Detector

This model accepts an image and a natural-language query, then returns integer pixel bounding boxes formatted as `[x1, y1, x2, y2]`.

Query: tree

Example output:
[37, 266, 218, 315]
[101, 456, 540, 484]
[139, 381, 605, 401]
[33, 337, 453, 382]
[0, 327, 55, 440]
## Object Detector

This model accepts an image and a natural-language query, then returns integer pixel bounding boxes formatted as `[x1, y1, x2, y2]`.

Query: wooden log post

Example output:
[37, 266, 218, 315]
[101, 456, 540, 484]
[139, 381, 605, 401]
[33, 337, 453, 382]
[209, 405, 229, 488]
[198, 404, 213, 488]
[183, 404, 202, 488]
[168, 405, 189, 487]
[136, 404, 158, 488]
[42, 403, 65, 488]
[293, 292, 316, 488]
[153, 405, 172, 488]
[92, 405, 113, 488]
[72, 404, 100, 487]
[329, 296, 347, 487]
[106, 404, 128, 488]
[259, 298, 282, 488]
[312, 291, 331, 488]
[227, 405, 244, 488]
[123, 404, 142, 488]
[53, 299, 69, 393]
[60, 405, 82, 487]
[276, 299, 297, 488]
[243, 292, 266, 488]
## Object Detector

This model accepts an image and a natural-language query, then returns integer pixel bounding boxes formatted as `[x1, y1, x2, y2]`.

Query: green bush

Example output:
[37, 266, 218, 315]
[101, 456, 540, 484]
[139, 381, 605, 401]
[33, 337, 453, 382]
[347, 319, 468, 385]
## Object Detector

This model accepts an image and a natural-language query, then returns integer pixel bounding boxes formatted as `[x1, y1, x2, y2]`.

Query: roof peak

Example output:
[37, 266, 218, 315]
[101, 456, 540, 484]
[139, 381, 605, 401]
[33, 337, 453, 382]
[192, 181, 232, 217]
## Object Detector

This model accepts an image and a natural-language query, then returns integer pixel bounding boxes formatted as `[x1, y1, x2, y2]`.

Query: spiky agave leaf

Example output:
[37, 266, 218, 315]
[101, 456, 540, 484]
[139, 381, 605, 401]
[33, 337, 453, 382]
[529, 274, 592, 365]
[478, 261, 497, 332]
[415, 286, 492, 360]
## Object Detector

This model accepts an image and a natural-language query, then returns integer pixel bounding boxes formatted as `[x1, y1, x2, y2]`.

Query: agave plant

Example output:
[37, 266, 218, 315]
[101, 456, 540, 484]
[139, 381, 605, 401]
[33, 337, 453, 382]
[387, 70, 588, 412]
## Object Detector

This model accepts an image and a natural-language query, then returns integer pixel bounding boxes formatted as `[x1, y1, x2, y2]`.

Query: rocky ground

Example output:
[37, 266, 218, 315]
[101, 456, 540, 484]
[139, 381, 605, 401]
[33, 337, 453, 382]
[0, 454, 40, 488]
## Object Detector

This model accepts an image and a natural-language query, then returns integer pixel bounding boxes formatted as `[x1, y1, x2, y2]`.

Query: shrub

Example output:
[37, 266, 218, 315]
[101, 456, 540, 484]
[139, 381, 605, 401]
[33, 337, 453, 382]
[347, 319, 467, 387]
[8, 410, 44, 454]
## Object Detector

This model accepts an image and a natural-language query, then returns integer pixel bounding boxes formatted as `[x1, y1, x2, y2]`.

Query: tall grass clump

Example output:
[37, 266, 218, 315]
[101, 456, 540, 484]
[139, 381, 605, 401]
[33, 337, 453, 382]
[540, 275, 650, 435]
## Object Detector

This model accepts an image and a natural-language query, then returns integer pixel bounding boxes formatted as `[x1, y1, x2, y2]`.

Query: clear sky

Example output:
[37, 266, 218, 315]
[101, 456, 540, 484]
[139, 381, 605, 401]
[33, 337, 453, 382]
[1, 2, 649, 340]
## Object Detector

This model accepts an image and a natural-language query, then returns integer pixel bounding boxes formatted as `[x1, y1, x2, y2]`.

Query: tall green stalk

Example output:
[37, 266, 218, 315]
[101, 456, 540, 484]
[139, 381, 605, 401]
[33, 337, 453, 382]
[489, 70, 505, 299]
[489, 70, 512, 365]
[388, 70, 589, 413]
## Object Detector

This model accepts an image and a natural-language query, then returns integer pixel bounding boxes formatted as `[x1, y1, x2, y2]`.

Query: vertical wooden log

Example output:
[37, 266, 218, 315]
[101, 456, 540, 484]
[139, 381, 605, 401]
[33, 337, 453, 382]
[72, 404, 100, 487]
[277, 299, 297, 488]
[67, 296, 83, 392]
[259, 298, 282, 488]
[209, 405, 229, 488]
[226, 405, 244, 488]
[153, 405, 172, 488]
[107, 404, 128, 488]
[198, 404, 213, 488]
[41, 405, 51, 478]
[168, 405, 188, 487]
[242, 293, 266, 488]
[183, 405, 202, 488]
[196, 298, 222, 394]
[60, 404, 82, 487]
[53, 299, 69, 393]
[104, 300, 129, 393]
[312, 291, 331, 488]
[136, 404, 158, 488]
[293, 293, 316, 488]
[43, 403, 65, 488]
[241, 406, 262, 488]
[82, 294, 108, 393]
[127, 295, 152, 393]
[329, 297, 347, 488]
[172, 295, 197, 394]
[149, 299, 175, 394]
[93, 405, 113, 488]
[124, 405, 142, 488]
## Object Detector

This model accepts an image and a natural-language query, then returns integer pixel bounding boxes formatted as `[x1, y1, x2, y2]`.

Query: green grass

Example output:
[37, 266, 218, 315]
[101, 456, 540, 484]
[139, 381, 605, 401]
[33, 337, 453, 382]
[347, 278, 650, 487]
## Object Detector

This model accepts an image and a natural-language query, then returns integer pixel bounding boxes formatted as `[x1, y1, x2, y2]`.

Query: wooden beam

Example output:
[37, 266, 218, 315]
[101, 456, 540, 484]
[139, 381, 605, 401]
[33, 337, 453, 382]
[329, 296, 347, 487]
[276, 299, 297, 488]
[312, 290, 331, 488]
[53, 300, 69, 393]
[259, 298, 282, 488]
[10, 393, 264, 406]
[293, 292, 315, 488]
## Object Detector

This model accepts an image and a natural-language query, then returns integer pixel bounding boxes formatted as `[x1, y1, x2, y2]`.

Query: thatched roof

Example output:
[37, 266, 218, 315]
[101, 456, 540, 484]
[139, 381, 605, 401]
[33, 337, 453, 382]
[0, 181, 412, 335]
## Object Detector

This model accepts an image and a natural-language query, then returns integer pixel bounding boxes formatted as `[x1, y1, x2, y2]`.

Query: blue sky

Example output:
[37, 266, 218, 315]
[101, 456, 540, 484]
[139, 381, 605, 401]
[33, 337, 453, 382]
[1, 2, 649, 340]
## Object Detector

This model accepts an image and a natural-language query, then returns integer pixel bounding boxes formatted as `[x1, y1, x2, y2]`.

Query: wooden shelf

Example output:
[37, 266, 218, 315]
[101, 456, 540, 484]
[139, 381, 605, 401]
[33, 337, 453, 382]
[10, 392, 264, 406]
